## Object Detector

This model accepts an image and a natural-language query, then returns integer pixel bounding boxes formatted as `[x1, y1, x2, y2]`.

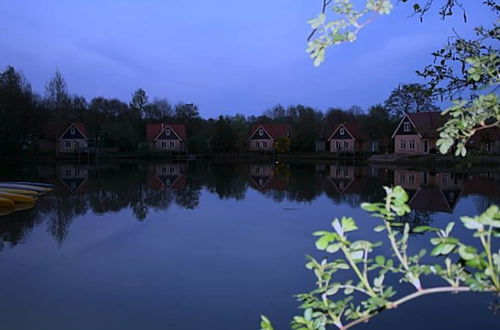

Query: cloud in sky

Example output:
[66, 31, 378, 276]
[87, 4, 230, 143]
[0, 0, 495, 117]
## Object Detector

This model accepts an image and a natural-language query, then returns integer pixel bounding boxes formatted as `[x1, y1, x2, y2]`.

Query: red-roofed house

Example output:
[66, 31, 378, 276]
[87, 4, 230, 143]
[146, 123, 187, 152]
[248, 123, 290, 151]
[392, 112, 444, 154]
[327, 123, 370, 153]
[39, 122, 88, 153]
[467, 126, 500, 154]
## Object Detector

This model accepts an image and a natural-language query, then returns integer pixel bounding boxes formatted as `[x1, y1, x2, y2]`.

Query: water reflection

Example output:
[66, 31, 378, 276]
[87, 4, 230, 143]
[0, 161, 499, 249]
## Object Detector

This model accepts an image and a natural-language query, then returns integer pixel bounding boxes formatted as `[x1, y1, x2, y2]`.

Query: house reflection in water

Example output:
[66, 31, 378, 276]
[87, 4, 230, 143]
[327, 165, 373, 194]
[249, 164, 288, 191]
[394, 170, 464, 213]
[147, 163, 186, 190]
[58, 165, 88, 194]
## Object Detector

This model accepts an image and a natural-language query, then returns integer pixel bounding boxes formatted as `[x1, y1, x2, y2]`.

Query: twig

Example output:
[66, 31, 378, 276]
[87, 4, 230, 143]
[307, 0, 332, 42]
[341, 286, 473, 330]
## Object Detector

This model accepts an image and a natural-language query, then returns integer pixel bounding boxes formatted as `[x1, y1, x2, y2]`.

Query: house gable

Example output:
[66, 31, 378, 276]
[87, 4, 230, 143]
[59, 123, 86, 140]
[155, 125, 182, 141]
[330, 124, 354, 140]
[249, 126, 272, 140]
[393, 116, 418, 137]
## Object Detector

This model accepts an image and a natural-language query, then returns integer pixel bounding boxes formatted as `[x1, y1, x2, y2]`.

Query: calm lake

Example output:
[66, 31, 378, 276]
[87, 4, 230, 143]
[0, 160, 499, 330]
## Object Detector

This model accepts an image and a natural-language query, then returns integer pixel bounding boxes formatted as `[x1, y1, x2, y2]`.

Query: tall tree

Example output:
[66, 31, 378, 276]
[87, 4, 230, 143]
[44, 70, 70, 117]
[130, 88, 149, 118]
[0, 66, 40, 154]
[384, 83, 439, 118]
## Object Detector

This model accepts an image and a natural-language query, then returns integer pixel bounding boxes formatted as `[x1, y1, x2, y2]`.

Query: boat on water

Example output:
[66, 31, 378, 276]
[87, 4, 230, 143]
[1, 182, 54, 188]
[0, 181, 53, 217]
[0, 183, 52, 193]
[0, 191, 37, 204]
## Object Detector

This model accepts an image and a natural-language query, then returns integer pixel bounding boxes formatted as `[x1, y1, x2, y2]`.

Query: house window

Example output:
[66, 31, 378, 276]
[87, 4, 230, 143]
[161, 141, 167, 149]
[259, 128, 263, 136]
[400, 139, 406, 149]
[70, 127, 75, 135]
[65, 141, 71, 148]
[343, 169, 348, 176]
[336, 141, 341, 150]
[169, 167, 175, 174]
[165, 178, 171, 186]
[336, 168, 341, 176]
[340, 128, 345, 135]
[263, 141, 268, 148]
[403, 122, 411, 132]
[170, 141, 175, 149]
[409, 140, 415, 150]
[66, 169, 72, 176]
[400, 174, 405, 183]
[409, 175, 415, 184]
[256, 141, 260, 148]
[162, 167, 166, 173]
[166, 129, 171, 136]
[344, 141, 349, 149]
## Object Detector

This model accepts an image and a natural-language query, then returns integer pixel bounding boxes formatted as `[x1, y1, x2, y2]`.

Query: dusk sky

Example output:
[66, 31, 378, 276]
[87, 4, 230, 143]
[0, 0, 495, 117]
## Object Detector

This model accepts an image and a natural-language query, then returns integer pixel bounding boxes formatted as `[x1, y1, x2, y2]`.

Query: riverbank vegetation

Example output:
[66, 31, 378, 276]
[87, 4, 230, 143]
[1, 65, 446, 156]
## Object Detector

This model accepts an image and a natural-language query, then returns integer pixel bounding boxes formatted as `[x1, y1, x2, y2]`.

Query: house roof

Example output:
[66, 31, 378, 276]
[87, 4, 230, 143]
[393, 112, 444, 139]
[42, 122, 87, 141]
[467, 126, 500, 147]
[249, 123, 289, 140]
[146, 123, 187, 141]
[409, 186, 454, 213]
[328, 122, 368, 141]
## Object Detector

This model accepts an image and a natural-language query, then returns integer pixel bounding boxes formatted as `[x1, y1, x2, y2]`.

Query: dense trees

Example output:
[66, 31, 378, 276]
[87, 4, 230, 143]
[0, 65, 422, 155]
[384, 83, 439, 117]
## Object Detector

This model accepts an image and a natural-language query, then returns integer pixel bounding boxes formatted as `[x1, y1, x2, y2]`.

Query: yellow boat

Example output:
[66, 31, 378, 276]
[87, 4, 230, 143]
[14, 202, 35, 211]
[0, 188, 39, 196]
[0, 183, 52, 193]
[0, 197, 15, 209]
[0, 207, 14, 216]
[0, 191, 37, 204]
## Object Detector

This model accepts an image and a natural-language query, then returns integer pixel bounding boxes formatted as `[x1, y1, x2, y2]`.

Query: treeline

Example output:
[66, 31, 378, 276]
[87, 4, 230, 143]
[0, 66, 439, 156]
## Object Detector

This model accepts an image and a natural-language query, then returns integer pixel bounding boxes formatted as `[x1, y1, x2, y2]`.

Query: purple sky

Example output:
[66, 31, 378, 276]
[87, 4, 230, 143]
[0, 0, 495, 117]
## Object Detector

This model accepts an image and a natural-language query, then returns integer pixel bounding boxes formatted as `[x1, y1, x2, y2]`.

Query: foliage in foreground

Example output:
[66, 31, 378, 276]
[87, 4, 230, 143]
[306, 0, 499, 156]
[261, 186, 499, 329]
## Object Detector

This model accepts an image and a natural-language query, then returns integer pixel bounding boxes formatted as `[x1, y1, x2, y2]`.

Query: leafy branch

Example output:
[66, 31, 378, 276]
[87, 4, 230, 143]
[261, 187, 499, 329]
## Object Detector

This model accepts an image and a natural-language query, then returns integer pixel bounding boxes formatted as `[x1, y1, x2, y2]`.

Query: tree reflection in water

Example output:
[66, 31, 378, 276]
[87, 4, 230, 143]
[0, 161, 498, 249]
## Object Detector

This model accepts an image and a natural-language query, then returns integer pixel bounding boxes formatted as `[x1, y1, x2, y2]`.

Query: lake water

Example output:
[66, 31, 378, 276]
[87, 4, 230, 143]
[0, 160, 499, 330]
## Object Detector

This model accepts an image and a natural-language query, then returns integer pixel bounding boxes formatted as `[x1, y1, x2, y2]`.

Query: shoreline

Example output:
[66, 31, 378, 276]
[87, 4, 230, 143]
[1, 151, 500, 168]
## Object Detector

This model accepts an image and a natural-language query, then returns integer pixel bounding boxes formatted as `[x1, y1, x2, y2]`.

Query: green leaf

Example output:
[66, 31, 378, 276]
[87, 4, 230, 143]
[375, 255, 385, 265]
[260, 315, 274, 330]
[342, 217, 358, 232]
[374, 225, 385, 232]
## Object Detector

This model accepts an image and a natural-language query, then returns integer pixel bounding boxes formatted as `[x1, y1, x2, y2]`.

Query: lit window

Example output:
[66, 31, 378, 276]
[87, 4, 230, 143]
[403, 122, 411, 132]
